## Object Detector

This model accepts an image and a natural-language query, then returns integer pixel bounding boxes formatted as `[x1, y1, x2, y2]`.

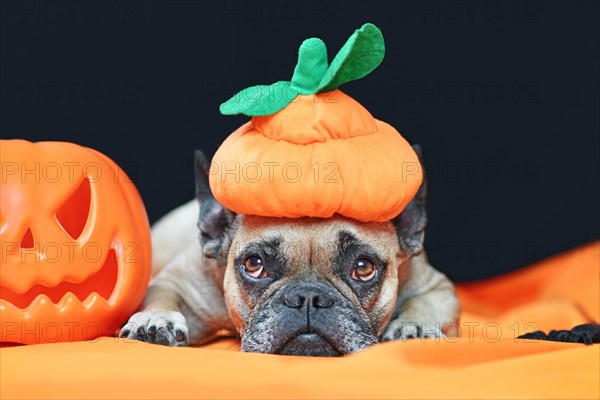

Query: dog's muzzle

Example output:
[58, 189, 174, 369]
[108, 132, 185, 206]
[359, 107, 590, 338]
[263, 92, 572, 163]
[241, 279, 378, 356]
[277, 280, 339, 356]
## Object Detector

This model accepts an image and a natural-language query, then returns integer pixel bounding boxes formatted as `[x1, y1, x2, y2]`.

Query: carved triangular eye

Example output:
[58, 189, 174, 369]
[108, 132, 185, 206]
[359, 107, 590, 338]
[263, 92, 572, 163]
[20, 227, 34, 248]
[55, 177, 91, 240]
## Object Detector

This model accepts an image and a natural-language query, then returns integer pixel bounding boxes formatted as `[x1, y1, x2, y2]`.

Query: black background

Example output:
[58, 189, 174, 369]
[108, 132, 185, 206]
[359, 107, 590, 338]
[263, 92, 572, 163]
[1, 1, 598, 281]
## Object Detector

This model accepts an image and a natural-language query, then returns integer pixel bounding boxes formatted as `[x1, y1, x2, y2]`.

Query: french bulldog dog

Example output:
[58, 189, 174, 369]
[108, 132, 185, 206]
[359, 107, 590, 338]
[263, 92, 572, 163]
[120, 146, 460, 356]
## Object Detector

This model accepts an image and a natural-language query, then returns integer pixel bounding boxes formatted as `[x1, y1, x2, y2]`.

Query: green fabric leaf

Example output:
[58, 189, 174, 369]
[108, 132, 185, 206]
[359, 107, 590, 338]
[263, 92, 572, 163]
[219, 81, 299, 116]
[290, 38, 329, 94]
[316, 23, 385, 93]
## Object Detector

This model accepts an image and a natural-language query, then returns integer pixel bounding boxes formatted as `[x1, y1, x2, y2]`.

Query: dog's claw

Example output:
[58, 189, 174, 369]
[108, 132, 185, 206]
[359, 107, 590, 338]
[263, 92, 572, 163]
[136, 326, 146, 338]
[147, 325, 157, 337]
[175, 329, 186, 342]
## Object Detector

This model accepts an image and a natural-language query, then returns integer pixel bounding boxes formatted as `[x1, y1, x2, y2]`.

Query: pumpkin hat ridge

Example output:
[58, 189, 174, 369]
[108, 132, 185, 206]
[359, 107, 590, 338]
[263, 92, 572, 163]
[211, 23, 423, 222]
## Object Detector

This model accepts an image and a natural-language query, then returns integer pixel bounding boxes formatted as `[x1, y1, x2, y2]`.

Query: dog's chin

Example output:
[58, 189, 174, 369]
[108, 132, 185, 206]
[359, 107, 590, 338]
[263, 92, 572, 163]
[277, 333, 341, 357]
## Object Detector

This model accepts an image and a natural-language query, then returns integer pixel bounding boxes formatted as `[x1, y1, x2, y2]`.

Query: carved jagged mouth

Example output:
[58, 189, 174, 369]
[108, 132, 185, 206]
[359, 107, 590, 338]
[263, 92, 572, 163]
[0, 248, 118, 309]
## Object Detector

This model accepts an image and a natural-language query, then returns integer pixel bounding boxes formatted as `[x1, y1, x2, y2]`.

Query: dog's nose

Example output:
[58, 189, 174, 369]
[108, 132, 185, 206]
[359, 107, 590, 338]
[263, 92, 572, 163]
[283, 282, 335, 309]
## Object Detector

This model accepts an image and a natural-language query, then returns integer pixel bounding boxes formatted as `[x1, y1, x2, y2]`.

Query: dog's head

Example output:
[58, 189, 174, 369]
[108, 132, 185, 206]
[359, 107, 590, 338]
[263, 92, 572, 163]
[194, 147, 427, 356]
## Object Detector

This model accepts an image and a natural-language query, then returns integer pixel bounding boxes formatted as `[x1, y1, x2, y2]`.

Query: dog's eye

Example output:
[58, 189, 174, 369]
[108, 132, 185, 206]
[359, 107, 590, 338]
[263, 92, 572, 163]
[351, 258, 377, 282]
[243, 256, 268, 279]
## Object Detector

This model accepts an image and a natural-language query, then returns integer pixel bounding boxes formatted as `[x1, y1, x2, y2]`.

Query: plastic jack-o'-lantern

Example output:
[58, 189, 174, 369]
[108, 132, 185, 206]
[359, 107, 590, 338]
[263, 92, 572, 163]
[0, 140, 151, 344]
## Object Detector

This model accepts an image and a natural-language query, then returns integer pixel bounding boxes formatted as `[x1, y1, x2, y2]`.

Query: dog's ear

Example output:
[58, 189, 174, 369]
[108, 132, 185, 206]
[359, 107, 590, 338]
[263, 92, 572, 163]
[195, 150, 236, 261]
[391, 144, 427, 258]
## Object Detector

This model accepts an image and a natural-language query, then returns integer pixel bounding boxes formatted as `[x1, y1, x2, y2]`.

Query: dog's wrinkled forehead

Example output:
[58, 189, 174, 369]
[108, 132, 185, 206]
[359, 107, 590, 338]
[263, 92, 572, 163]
[230, 215, 400, 273]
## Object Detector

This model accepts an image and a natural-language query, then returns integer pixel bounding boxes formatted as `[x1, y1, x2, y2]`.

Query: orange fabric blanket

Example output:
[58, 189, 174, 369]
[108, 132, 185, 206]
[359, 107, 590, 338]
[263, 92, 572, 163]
[2, 241, 599, 399]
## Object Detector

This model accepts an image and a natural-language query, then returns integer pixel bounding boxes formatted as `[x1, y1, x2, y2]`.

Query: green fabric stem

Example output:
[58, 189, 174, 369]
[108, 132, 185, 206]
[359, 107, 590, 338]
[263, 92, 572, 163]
[220, 23, 385, 117]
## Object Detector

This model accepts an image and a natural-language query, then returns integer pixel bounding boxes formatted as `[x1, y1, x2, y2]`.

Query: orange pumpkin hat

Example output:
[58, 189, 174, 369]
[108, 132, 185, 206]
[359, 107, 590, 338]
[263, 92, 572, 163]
[210, 23, 422, 222]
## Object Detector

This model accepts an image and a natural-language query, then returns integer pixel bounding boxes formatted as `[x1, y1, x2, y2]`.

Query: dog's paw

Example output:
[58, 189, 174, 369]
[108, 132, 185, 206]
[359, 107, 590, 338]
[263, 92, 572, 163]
[381, 320, 445, 341]
[119, 310, 189, 346]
